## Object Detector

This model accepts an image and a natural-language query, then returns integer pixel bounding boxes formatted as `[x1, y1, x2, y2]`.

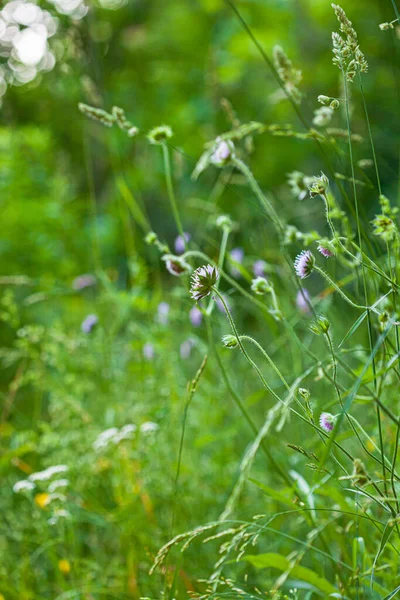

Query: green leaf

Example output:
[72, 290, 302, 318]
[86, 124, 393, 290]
[339, 310, 367, 348]
[248, 478, 294, 507]
[242, 553, 337, 596]
[383, 586, 400, 600]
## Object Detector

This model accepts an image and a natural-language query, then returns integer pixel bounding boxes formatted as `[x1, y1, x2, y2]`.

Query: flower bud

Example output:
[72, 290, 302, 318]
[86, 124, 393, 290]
[216, 214, 233, 232]
[222, 334, 239, 349]
[251, 277, 271, 295]
[210, 137, 235, 167]
[147, 125, 173, 145]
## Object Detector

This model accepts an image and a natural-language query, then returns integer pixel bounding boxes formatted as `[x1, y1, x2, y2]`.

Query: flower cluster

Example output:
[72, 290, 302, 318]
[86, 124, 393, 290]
[93, 422, 159, 452]
[312, 106, 334, 127]
[13, 464, 71, 522]
[331, 3, 368, 81]
[79, 103, 139, 137]
[273, 45, 302, 104]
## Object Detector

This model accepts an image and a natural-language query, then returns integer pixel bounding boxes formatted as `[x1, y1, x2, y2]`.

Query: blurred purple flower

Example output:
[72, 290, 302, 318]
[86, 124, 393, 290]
[230, 247, 244, 277]
[253, 260, 267, 277]
[73, 274, 96, 291]
[319, 412, 335, 432]
[143, 343, 155, 361]
[157, 302, 170, 325]
[174, 232, 190, 254]
[81, 314, 98, 334]
[296, 288, 311, 314]
[180, 338, 195, 360]
[216, 294, 230, 314]
[189, 306, 203, 327]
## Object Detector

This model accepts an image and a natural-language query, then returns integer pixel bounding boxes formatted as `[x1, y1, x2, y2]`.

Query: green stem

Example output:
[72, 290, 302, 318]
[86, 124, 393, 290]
[314, 265, 365, 310]
[161, 143, 186, 246]
[207, 227, 229, 316]
[205, 316, 289, 484]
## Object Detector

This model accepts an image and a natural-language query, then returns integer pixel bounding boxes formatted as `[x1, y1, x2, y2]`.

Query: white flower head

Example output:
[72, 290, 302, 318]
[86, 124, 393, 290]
[140, 421, 159, 434]
[13, 479, 35, 494]
[29, 465, 69, 482]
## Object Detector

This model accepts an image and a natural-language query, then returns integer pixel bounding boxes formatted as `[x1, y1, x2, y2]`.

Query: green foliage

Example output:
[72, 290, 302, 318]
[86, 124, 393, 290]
[1, 0, 400, 599]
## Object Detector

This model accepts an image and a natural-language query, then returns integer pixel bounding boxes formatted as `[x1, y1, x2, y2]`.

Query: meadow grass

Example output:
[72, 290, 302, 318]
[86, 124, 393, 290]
[1, 0, 400, 599]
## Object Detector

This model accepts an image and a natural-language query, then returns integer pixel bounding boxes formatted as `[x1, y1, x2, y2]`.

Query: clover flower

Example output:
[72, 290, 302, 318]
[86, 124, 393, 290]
[190, 265, 220, 301]
[294, 250, 315, 279]
[162, 254, 191, 277]
[319, 412, 336, 432]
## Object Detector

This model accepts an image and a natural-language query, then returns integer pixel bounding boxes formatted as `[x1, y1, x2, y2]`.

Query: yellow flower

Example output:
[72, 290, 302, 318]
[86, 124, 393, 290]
[34, 493, 50, 508]
[58, 559, 71, 574]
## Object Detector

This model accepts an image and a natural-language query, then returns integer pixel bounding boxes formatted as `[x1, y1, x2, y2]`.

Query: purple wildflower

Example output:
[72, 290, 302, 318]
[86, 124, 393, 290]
[189, 306, 203, 327]
[296, 288, 311, 314]
[157, 302, 170, 325]
[230, 247, 244, 278]
[174, 232, 190, 254]
[72, 274, 96, 291]
[190, 265, 219, 301]
[253, 260, 267, 277]
[294, 250, 315, 279]
[180, 338, 195, 360]
[210, 137, 234, 167]
[81, 314, 98, 334]
[317, 242, 335, 258]
[216, 295, 230, 314]
[143, 343, 154, 361]
[319, 412, 336, 433]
